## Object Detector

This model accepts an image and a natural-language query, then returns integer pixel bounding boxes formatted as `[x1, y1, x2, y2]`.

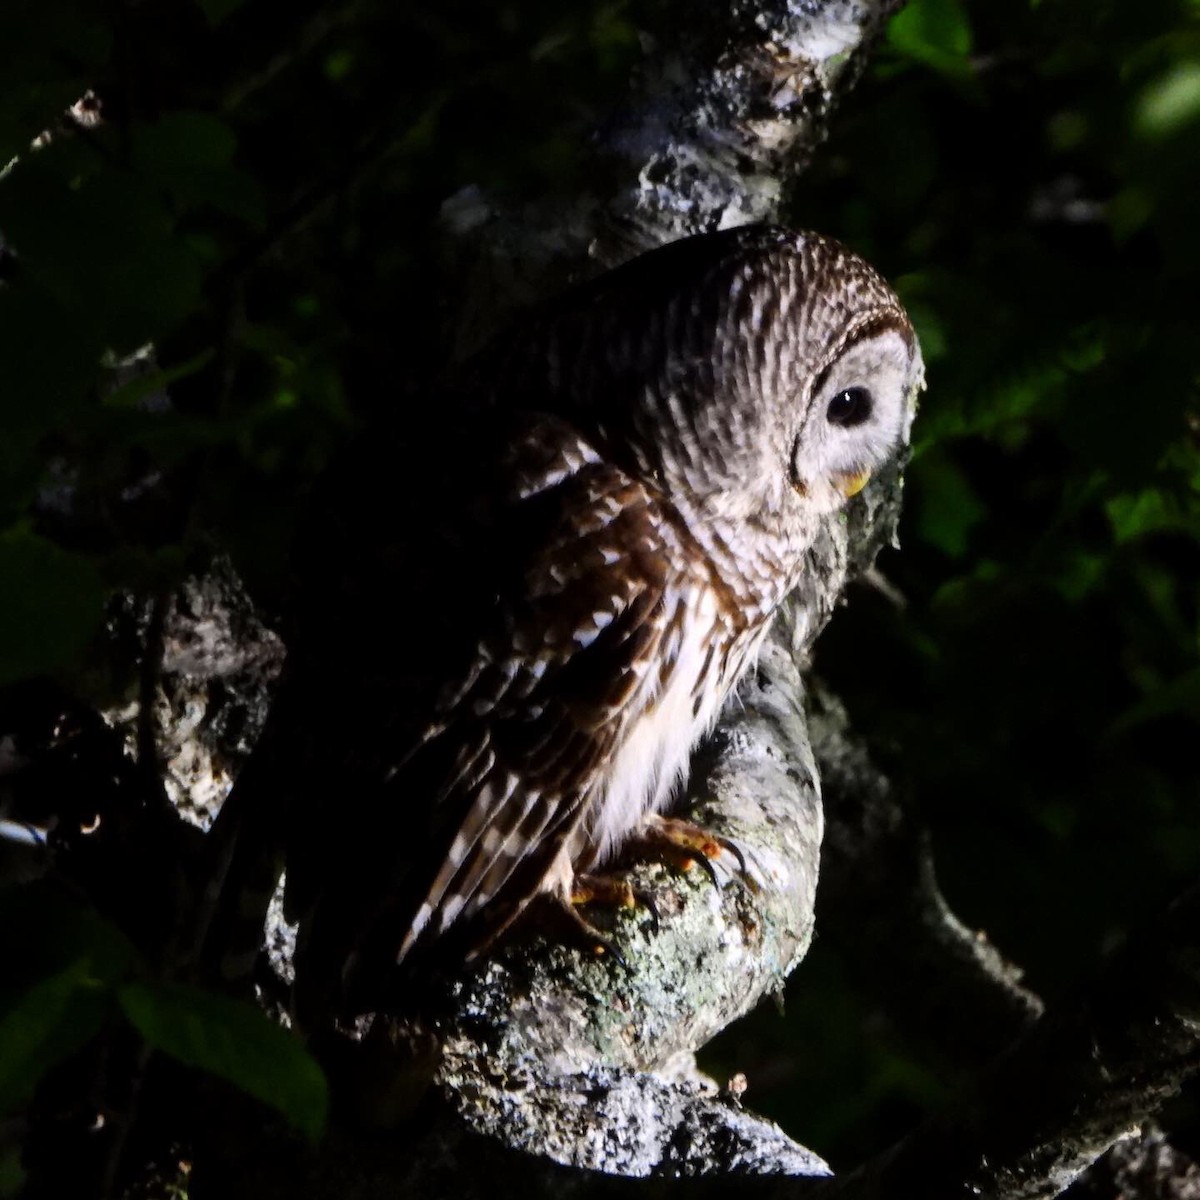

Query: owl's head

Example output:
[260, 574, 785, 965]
[484, 225, 923, 530]
[781, 298, 921, 518]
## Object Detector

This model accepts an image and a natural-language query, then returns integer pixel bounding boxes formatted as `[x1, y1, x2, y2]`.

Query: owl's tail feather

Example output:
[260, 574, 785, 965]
[396, 779, 577, 963]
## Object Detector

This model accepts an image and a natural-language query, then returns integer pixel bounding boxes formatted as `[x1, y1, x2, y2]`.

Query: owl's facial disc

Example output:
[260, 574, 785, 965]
[789, 321, 918, 513]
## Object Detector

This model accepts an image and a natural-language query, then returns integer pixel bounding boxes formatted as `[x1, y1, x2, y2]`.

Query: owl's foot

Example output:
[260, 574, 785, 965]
[571, 872, 636, 910]
[572, 873, 661, 934]
[478, 886, 632, 967]
[629, 814, 750, 890]
[522, 872, 663, 965]
[552, 890, 632, 967]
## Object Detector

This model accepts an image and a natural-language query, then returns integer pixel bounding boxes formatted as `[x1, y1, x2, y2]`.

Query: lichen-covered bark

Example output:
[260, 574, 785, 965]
[107, 560, 285, 833]
[593, 0, 905, 257]
[442, 0, 904, 351]
[424, 632, 827, 1172]
[1067, 1127, 1200, 1200]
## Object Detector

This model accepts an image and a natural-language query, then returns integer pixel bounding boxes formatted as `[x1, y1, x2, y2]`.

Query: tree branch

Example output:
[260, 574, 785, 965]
[808, 880, 1200, 1200]
[440, 0, 903, 354]
[810, 683, 1044, 1067]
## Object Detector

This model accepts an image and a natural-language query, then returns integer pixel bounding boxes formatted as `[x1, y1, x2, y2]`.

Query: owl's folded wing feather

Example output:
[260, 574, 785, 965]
[396, 578, 671, 959]
[284, 410, 688, 1004]
[389, 433, 688, 961]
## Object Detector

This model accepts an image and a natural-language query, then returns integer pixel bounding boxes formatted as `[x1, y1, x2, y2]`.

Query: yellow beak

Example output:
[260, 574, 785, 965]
[836, 469, 871, 498]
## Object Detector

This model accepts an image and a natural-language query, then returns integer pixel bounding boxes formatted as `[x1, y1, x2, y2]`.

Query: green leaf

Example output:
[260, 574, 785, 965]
[132, 111, 236, 173]
[930, 559, 1003, 616]
[887, 0, 973, 77]
[324, 49, 355, 82]
[897, 294, 948, 363]
[1048, 549, 1106, 602]
[0, 964, 112, 1113]
[0, 285, 100, 434]
[1, 155, 205, 348]
[910, 451, 986, 558]
[1110, 667, 1200, 734]
[0, 530, 105, 685]
[129, 113, 265, 226]
[118, 982, 328, 1140]
[1105, 488, 1200, 543]
[1135, 60, 1200, 140]
[0, 885, 138, 990]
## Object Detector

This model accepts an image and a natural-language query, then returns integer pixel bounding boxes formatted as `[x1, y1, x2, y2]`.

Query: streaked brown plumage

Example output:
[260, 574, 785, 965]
[243, 225, 922, 1018]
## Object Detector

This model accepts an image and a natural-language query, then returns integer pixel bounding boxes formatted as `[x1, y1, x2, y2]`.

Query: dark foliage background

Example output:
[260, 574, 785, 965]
[1, 0, 1197, 1191]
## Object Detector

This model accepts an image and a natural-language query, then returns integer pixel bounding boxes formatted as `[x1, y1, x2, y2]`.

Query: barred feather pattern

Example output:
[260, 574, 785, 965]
[273, 225, 924, 1014]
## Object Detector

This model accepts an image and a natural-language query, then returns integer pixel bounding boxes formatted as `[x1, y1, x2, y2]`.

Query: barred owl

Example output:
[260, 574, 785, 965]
[267, 225, 922, 1016]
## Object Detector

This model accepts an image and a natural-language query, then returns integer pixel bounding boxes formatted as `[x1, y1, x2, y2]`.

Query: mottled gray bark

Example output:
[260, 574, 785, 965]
[108, 561, 286, 835]
[417, 612, 830, 1176]
[1066, 1126, 1200, 1200]
[443, 0, 906, 351]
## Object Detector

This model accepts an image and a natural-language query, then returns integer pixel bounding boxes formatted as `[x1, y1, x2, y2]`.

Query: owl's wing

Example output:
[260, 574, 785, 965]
[395, 487, 673, 960]
[282, 407, 684, 1003]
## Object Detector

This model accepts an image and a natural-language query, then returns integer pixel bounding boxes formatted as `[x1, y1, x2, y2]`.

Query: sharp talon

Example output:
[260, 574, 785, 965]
[690, 849, 721, 891]
[715, 833, 748, 877]
[632, 887, 660, 933]
[726, 869, 754, 897]
[556, 889, 634, 969]
[709, 831, 761, 894]
[600, 941, 631, 971]
[627, 815, 759, 896]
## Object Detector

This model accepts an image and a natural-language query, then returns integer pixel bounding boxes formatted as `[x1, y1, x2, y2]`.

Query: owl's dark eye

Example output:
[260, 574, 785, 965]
[826, 387, 873, 428]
